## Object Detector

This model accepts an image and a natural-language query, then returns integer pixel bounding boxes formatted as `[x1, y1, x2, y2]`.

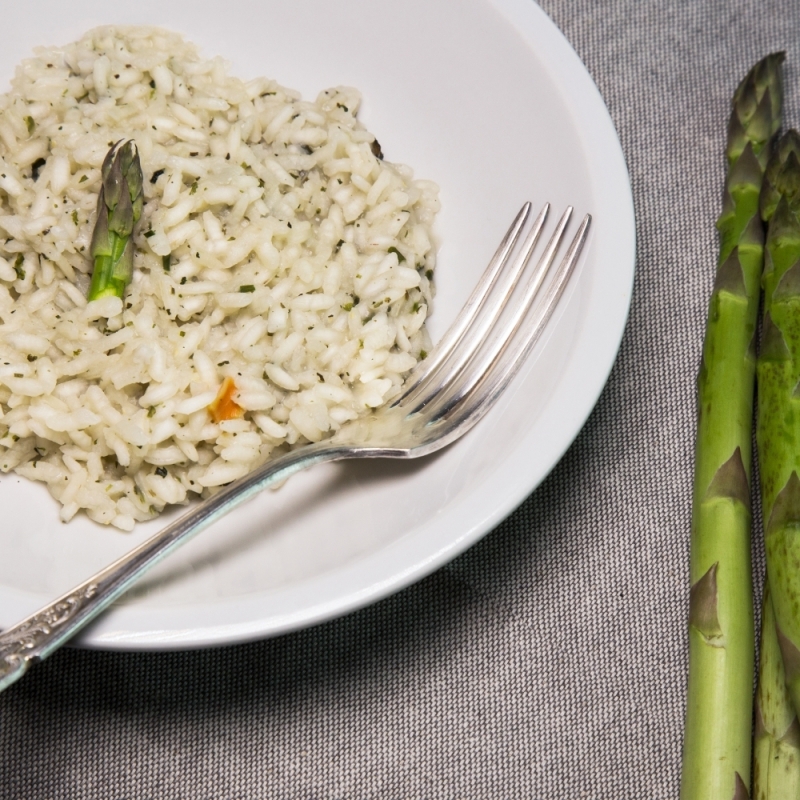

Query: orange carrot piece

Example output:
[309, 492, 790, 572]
[208, 376, 244, 422]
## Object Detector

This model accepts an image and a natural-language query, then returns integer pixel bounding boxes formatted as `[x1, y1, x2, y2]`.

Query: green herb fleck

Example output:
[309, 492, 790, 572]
[162, 254, 171, 272]
[13, 254, 25, 280]
[189, 180, 198, 195]
[419, 349, 428, 359]
[24, 116, 35, 135]
[79, 174, 88, 183]
[425, 269, 434, 281]
[147, 406, 157, 418]
[144, 229, 156, 238]
[239, 284, 256, 293]
[388, 246, 405, 263]
[71, 210, 79, 226]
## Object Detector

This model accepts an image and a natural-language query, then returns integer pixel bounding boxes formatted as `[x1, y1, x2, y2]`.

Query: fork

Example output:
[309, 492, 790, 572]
[0, 202, 591, 692]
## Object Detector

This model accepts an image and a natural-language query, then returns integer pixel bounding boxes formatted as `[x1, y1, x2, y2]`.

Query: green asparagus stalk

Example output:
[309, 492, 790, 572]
[753, 581, 800, 799]
[681, 52, 784, 800]
[87, 139, 143, 301]
[758, 129, 800, 722]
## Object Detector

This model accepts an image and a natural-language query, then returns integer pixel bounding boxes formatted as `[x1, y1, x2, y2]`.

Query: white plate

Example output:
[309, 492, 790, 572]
[0, 0, 634, 649]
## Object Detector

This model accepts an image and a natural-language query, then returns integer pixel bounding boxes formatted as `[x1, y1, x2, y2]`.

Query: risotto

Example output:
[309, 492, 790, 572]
[0, 26, 439, 530]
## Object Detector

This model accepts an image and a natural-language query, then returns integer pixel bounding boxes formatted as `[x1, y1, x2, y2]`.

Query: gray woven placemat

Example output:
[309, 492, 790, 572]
[3, 2, 800, 798]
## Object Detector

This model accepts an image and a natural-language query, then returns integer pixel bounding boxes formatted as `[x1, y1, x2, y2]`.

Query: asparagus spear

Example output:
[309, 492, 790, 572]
[87, 139, 143, 301]
[753, 582, 800, 799]
[758, 129, 800, 721]
[681, 52, 784, 800]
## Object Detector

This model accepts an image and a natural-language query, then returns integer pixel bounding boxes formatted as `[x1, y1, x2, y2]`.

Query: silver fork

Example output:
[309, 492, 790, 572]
[0, 202, 591, 691]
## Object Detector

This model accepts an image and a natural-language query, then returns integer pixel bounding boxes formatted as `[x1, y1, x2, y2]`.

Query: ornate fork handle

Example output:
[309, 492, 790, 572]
[0, 584, 99, 688]
[0, 440, 350, 691]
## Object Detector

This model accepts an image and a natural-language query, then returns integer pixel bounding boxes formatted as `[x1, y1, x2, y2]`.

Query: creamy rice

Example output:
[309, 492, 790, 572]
[0, 26, 439, 530]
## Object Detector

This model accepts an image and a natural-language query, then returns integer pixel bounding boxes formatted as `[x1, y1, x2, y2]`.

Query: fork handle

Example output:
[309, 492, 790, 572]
[0, 441, 353, 692]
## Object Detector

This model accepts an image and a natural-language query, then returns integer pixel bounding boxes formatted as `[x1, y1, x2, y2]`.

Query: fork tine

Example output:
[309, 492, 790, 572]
[397, 202, 551, 413]
[423, 213, 591, 430]
[392, 201, 548, 408]
[406, 206, 574, 417]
